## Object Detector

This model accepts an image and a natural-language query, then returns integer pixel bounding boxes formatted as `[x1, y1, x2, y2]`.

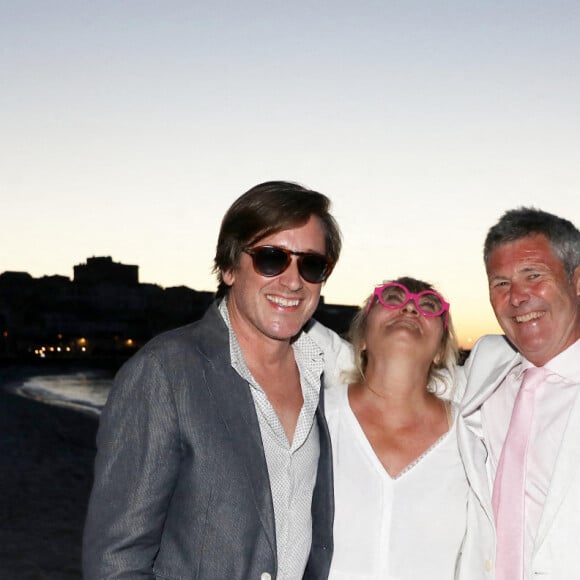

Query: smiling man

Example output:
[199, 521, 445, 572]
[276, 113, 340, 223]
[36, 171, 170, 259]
[456, 207, 580, 580]
[83, 181, 351, 580]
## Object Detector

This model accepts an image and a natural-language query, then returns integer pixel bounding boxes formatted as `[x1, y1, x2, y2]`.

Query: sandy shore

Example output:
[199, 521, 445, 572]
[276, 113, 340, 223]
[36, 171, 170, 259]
[0, 375, 99, 580]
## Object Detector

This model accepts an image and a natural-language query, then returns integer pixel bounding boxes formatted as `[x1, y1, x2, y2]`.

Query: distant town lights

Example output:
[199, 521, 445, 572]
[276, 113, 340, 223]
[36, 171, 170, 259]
[31, 340, 88, 357]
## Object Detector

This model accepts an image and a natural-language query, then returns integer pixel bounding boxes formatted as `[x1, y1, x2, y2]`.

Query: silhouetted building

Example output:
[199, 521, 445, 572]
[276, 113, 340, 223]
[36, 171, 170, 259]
[74, 256, 138, 286]
[314, 299, 358, 337]
[0, 257, 358, 362]
[0, 258, 212, 360]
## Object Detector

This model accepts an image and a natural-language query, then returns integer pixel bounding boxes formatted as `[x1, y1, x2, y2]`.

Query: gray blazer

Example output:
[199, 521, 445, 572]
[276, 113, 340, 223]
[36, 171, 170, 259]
[82, 303, 334, 580]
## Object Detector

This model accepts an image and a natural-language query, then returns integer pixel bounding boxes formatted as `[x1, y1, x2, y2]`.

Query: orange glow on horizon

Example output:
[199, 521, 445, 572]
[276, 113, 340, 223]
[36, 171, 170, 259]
[456, 318, 503, 351]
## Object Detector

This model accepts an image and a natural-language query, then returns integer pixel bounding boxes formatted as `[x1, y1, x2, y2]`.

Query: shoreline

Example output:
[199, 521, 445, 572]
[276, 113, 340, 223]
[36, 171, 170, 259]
[1, 363, 115, 418]
[0, 375, 99, 579]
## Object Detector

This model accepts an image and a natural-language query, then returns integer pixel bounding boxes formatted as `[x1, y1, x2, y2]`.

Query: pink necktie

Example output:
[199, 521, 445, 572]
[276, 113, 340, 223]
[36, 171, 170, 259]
[492, 366, 546, 580]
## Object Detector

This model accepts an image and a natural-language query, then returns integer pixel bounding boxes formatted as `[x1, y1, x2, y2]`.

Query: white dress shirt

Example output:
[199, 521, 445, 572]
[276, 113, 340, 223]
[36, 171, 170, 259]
[220, 299, 324, 580]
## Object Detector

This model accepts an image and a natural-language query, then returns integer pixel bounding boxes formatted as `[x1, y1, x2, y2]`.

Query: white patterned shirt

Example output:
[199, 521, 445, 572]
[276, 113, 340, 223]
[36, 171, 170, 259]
[219, 299, 324, 580]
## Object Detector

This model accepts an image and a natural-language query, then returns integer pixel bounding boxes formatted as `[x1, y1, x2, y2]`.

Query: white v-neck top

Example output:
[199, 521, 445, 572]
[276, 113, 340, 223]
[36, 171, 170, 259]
[326, 385, 468, 580]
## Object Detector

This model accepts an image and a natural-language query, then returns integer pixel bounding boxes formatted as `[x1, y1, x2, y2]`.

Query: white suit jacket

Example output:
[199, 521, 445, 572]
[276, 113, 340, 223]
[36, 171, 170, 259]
[456, 334, 580, 580]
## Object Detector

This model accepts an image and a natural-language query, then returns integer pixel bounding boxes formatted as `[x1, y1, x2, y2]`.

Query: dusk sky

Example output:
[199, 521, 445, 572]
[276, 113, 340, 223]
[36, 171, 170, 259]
[2, 1, 579, 348]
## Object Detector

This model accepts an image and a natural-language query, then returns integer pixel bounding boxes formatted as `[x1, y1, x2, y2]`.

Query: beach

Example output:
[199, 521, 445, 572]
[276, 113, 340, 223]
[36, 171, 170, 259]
[0, 373, 99, 580]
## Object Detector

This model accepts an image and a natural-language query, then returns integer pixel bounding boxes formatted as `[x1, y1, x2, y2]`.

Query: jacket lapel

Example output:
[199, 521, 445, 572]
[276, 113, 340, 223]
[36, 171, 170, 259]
[535, 391, 580, 549]
[198, 305, 277, 557]
[459, 347, 521, 523]
[457, 417, 494, 521]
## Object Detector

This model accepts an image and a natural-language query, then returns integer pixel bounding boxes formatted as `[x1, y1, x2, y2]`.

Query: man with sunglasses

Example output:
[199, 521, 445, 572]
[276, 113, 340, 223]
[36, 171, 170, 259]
[83, 181, 352, 580]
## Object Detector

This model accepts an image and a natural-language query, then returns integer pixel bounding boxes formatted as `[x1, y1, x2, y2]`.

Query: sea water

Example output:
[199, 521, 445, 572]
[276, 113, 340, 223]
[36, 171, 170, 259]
[2, 368, 113, 416]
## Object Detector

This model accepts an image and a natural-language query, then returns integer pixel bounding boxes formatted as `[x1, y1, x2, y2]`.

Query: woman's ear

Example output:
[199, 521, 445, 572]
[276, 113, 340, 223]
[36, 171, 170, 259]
[433, 348, 444, 366]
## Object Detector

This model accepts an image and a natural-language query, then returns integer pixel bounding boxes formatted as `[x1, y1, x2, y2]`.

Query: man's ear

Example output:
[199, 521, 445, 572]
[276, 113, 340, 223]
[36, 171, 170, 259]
[222, 269, 235, 286]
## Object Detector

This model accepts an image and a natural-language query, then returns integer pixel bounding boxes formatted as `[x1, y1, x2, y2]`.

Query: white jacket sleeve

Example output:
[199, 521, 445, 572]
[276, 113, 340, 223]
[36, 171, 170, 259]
[305, 319, 354, 390]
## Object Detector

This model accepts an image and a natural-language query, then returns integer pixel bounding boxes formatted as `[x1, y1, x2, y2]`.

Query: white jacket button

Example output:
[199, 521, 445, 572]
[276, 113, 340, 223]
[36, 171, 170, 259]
[485, 559, 492, 572]
[260, 574, 272, 580]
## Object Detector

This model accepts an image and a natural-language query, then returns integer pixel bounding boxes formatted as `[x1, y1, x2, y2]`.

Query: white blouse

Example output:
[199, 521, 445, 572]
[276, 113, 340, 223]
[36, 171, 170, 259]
[326, 385, 468, 580]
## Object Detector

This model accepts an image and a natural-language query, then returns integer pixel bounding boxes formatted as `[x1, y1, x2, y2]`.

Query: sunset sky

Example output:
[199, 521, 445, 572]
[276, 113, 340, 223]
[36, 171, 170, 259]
[2, 1, 579, 348]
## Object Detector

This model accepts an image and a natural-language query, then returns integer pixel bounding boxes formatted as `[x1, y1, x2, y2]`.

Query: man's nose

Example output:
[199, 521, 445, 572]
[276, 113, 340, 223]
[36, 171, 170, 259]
[278, 257, 303, 290]
[509, 281, 530, 307]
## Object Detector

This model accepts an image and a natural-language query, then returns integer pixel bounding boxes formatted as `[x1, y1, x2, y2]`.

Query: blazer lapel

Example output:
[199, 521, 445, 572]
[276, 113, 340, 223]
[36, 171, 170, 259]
[461, 355, 520, 417]
[198, 305, 276, 557]
[457, 417, 493, 521]
[459, 353, 520, 522]
[535, 392, 580, 549]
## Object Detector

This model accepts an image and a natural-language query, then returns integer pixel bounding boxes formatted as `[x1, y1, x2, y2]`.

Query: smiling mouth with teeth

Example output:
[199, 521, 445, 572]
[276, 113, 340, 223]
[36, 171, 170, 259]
[515, 311, 545, 323]
[267, 295, 300, 307]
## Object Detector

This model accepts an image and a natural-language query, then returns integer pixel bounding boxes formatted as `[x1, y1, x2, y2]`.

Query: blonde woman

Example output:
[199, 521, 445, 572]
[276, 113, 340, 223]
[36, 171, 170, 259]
[326, 276, 467, 580]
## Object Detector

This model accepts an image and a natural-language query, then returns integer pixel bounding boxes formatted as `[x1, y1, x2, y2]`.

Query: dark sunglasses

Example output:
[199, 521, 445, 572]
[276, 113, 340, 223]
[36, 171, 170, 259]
[243, 245, 334, 284]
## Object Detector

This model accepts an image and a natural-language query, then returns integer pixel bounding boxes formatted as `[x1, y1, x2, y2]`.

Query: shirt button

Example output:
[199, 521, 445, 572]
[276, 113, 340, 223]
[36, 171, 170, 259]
[485, 559, 492, 572]
[261, 573, 272, 580]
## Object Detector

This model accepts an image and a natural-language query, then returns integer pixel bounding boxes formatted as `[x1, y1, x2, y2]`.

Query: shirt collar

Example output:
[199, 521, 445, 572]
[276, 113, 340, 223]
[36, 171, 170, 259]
[217, 296, 324, 394]
[519, 338, 580, 384]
